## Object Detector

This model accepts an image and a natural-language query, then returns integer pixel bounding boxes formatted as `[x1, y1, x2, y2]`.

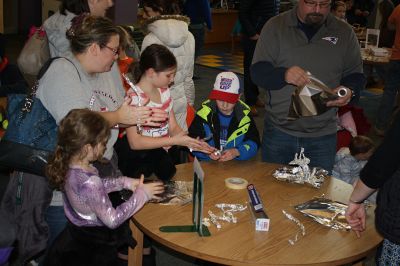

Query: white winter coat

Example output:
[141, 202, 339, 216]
[141, 15, 195, 130]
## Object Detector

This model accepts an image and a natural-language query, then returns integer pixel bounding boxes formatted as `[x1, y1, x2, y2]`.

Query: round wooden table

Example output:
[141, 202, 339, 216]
[129, 161, 382, 266]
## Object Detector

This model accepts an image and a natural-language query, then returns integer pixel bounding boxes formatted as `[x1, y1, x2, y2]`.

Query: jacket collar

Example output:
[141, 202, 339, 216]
[141, 15, 190, 34]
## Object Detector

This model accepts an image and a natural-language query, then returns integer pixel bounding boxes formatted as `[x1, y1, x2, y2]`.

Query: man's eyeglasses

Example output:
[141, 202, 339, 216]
[304, 0, 331, 8]
[103, 45, 119, 56]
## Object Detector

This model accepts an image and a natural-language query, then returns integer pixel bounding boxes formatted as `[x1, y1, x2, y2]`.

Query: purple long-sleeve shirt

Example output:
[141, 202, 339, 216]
[63, 166, 150, 229]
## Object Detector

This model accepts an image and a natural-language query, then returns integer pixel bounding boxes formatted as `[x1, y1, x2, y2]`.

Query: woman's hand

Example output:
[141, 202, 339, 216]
[345, 202, 366, 238]
[138, 175, 165, 200]
[117, 98, 168, 126]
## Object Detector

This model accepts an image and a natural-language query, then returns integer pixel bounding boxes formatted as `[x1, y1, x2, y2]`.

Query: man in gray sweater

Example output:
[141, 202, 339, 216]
[250, 0, 366, 172]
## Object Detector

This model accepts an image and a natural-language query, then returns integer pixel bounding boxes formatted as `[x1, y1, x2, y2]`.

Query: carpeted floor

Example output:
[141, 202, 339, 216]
[196, 52, 244, 75]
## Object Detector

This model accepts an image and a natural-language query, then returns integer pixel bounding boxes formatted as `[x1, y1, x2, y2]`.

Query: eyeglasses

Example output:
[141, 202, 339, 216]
[304, 0, 331, 8]
[103, 45, 119, 56]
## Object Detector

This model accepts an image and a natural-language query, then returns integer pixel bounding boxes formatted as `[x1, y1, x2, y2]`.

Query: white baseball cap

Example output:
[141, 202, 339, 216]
[209, 72, 241, 104]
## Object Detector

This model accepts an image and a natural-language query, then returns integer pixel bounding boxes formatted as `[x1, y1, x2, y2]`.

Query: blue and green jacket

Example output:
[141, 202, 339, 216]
[188, 100, 260, 161]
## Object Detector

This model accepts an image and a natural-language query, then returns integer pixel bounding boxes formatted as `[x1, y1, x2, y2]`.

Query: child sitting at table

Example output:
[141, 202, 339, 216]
[189, 71, 260, 161]
[332, 135, 377, 201]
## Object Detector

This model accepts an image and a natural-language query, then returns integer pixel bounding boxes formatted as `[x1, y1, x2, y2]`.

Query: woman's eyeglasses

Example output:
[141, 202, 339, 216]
[103, 45, 119, 56]
[304, 0, 331, 8]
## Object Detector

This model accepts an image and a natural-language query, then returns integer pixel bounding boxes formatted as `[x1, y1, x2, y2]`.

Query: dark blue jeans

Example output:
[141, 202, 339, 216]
[262, 121, 337, 173]
[376, 60, 400, 130]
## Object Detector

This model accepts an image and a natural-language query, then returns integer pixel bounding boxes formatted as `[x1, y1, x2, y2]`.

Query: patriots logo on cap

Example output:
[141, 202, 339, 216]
[322, 36, 338, 44]
[219, 78, 233, 91]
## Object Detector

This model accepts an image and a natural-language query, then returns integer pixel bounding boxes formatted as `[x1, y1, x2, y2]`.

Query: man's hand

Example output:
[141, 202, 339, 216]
[250, 34, 260, 41]
[326, 87, 353, 107]
[285, 66, 310, 87]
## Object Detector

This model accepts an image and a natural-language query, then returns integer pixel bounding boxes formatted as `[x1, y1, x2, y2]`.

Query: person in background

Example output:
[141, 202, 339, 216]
[375, 4, 400, 136]
[345, 111, 400, 265]
[250, 0, 365, 172]
[345, 0, 356, 24]
[44, 0, 114, 57]
[378, 0, 395, 48]
[332, 135, 375, 200]
[0, 33, 28, 97]
[346, 0, 375, 26]
[189, 71, 260, 161]
[141, 0, 195, 131]
[239, 0, 280, 117]
[331, 1, 347, 21]
[43, 109, 164, 266]
[183, 0, 212, 60]
[116, 25, 136, 92]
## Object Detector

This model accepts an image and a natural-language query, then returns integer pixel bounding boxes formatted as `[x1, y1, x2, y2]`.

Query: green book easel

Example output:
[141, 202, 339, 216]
[159, 158, 211, 237]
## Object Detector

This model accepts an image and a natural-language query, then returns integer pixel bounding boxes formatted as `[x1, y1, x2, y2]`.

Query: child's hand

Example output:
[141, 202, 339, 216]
[197, 137, 217, 154]
[209, 152, 221, 161]
[139, 175, 165, 200]
[218, 148, 240, 162]
[171, 132, 215, 154]
[129, 176, 142, 191]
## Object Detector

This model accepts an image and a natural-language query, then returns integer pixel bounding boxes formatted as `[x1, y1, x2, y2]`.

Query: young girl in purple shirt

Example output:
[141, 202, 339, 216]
[43, 109, 164, 266]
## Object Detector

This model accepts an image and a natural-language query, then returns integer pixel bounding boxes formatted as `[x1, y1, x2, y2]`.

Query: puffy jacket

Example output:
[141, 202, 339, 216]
[188, 100, 260, 161]
[141, 15, 195, 130]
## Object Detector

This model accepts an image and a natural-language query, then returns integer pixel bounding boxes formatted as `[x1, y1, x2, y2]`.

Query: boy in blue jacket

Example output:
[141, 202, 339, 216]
[189, 72, 260, 161]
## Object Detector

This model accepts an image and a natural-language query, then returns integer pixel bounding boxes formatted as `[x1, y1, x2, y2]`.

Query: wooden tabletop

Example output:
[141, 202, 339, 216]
[131, 161, 382, 266]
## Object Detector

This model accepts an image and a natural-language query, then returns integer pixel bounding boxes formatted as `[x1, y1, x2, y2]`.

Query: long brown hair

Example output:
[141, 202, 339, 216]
[46, 109, 110, 190]
[131, 43, 177, 83]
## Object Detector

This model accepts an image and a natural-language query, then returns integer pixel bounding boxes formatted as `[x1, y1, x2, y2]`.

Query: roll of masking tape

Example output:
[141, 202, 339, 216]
[225, 177, 248, 190]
